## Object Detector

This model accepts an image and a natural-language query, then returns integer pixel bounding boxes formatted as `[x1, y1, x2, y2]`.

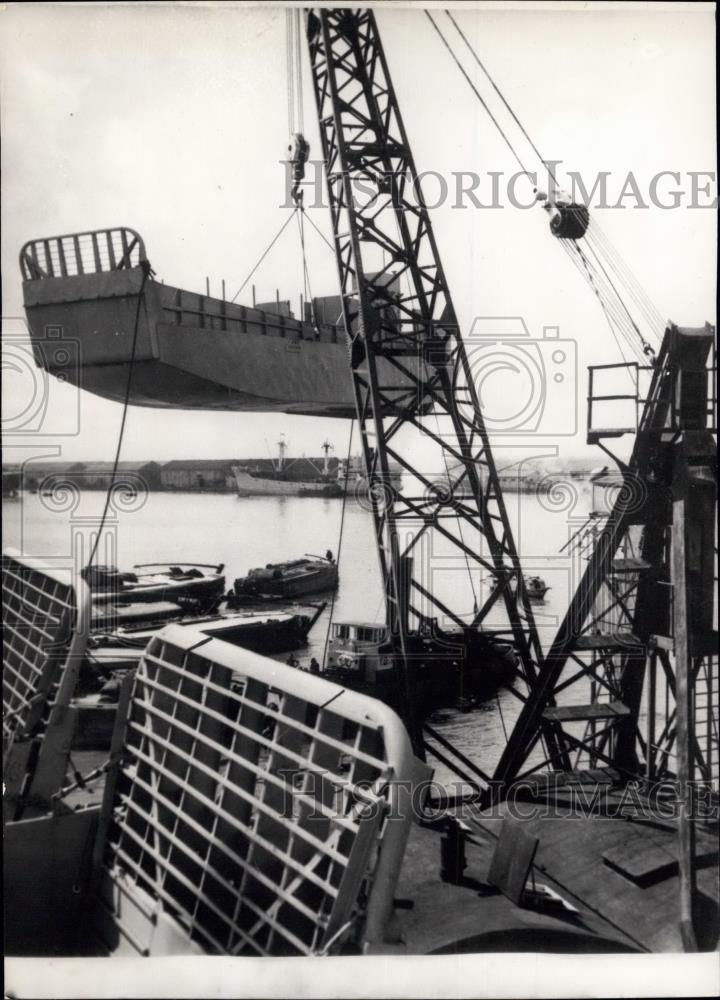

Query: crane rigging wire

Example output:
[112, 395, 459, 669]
[581, 238, 655, 357]
[560, 240, 637, 374]
[286, 9, 305, 139]
[429, 9, 663, 367]
[229, 209, 298, 304]
[445, 9, 559, 190]
[563, 239, 642, 360]
[586, 219, 665, 337]
[85, 260, 153, 571]
[295, 8, 304, 135]
[424, 11, 532, 179]
[286, 9, 295, 137]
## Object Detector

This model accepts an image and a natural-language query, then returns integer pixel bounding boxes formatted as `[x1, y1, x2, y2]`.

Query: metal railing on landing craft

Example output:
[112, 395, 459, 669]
[92, 624, 428, 957]
[19, 228, 146, 280]
[2, 548, 91, 817]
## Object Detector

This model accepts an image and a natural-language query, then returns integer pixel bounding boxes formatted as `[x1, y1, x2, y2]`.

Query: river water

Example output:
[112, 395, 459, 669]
[3, 480, 594, 787]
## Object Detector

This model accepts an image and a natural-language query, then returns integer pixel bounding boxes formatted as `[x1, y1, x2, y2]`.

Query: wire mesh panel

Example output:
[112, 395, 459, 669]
[19, 228, 145, 280]
[94, 625, 425, 957]
[2, 549, 91, 811]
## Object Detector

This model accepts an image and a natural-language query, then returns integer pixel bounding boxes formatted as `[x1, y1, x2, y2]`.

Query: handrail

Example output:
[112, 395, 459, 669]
[19, 227, 146, 280]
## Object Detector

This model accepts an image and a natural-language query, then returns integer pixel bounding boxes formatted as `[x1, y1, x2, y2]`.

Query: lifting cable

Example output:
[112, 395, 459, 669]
[560, 240, 636, 373]
[429, 9, 663, 366]
[229, 209, 298, 304]
[424, 11, 532, 178]
[85, 259, 154, 571]
[301, 207, 336, 255]
[286, 9, 304, 138]
[294, 8, 304, 136]
[586, 219, 665, 337]
[296, 208, 321, 334]
[286, 9, 296, 137]
[445, 10, 559, 189]
[322, 419, 354, 667]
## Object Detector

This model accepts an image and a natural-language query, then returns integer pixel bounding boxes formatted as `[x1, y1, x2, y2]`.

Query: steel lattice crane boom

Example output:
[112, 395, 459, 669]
[304, 8, 548, 761]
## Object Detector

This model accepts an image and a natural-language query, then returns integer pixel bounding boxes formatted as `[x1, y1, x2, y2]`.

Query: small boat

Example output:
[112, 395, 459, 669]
[75, 602, 327, 747]
[324, 620, 517, 712]
[526, 575, 551, 601]
[297, 482, 343, 498]
[91, 604, 324, 654]
[232, 553, 338, 601]
[83, 562, 226, 613]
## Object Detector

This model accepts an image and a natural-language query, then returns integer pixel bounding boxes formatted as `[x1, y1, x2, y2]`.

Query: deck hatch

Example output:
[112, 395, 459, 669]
[94, 625, 423, 956]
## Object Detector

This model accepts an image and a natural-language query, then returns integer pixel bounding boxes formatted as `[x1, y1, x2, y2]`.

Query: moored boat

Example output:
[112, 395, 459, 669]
[232, 437, 401, 498]
[324, 619, 517, 712]
[232, 552, 338, 601]
[83, 561, 225, 612]
[91, 604, 322, 654]
[526, 575, 551, 601]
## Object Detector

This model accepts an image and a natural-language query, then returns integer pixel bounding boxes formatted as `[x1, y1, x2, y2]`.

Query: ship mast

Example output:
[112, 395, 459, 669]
[277, 435, 287, 472]
[321, 438, 333, 476]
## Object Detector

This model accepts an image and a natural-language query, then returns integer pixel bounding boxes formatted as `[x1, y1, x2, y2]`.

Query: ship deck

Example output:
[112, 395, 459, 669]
[393, 786, 719, 955]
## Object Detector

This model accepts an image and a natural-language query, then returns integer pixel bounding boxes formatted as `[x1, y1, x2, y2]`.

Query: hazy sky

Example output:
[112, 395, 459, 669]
[2, 1, 716, 469]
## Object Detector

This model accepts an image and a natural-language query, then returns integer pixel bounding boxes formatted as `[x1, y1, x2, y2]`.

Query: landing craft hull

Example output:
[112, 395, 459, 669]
[20, 228, 418, 418]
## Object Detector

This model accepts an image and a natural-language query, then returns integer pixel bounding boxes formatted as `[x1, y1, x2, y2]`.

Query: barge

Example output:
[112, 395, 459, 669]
[19, 228, 417, 418]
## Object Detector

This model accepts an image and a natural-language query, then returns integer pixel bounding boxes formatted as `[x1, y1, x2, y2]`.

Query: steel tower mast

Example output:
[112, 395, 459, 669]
[305, 8, 547, 761]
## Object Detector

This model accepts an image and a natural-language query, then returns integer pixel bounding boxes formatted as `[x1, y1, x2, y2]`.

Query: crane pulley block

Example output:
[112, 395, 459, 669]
[535, 189, 590, 239]
[550, 202, 590, 240]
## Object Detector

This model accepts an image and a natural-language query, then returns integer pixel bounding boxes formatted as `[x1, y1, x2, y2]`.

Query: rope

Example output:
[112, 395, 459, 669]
[295, 8, 304, 134]
[322, 419, 354, 666]
[286, 9, 304, 136]
[286, 9, 295, 137]
[301, 206, 336, 255]
[85, 260, 153, 571]
[229, 209, 298, 304]
[425, 11, 532, 178]
[296, 209, 320, 334]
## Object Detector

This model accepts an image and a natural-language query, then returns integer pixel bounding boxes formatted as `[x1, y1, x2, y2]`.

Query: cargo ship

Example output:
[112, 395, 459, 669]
[232, 437, 402, 497]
